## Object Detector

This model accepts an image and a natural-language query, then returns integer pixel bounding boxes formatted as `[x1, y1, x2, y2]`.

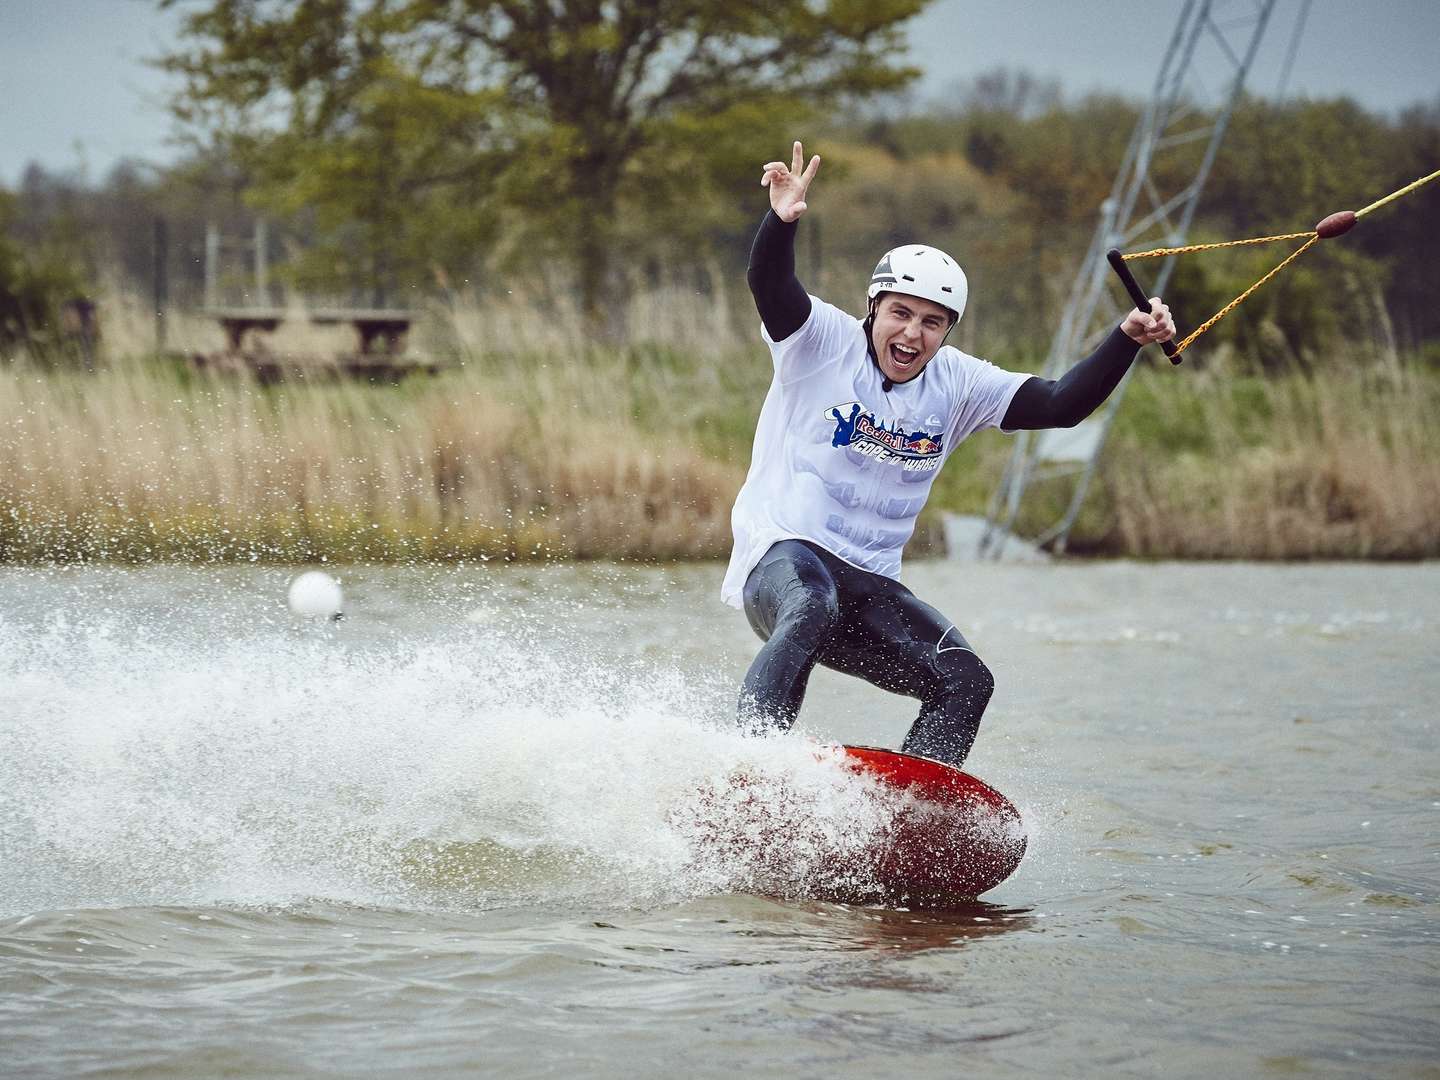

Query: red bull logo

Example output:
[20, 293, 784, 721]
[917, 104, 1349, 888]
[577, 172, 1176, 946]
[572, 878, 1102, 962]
[827, 402, 944, 465]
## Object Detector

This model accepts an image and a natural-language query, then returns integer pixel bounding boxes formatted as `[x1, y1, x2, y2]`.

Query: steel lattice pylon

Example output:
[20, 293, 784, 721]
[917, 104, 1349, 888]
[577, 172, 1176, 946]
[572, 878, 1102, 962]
[979, 0, 1288, 558]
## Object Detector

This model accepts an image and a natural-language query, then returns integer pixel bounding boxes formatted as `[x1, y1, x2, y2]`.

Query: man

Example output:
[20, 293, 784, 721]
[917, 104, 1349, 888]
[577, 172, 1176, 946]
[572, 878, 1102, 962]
[723, 141, 1175, 768]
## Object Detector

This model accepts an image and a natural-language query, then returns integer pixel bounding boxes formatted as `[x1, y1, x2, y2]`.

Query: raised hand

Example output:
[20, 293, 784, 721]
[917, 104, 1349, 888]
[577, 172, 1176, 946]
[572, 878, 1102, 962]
[761, 140, 821, 223]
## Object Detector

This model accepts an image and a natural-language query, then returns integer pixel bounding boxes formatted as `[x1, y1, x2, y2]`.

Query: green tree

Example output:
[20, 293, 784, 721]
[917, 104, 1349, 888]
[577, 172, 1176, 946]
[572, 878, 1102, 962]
[0, 189, 88, 356]
[159, 0, 930, 315]
[836, 83, 1440, 363]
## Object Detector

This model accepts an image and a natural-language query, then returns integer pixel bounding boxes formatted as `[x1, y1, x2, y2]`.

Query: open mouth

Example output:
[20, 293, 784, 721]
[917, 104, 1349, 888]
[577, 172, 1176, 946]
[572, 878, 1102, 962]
[888, 343, 920, 372]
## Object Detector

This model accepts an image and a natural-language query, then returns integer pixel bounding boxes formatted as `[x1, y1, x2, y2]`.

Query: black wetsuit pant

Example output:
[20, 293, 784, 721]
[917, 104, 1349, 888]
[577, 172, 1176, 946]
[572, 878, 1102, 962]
[739, 540, 994, 767]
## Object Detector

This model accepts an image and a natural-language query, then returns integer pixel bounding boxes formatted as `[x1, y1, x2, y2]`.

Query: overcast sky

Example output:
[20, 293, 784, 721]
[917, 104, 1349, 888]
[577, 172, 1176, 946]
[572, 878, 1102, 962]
[2, 0, 1437, 186]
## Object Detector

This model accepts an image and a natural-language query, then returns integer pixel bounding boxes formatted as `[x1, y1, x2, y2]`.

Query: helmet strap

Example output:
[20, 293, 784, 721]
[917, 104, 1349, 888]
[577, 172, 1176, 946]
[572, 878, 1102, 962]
[863, 299, 894, 391]
[863, 297, 879, 363]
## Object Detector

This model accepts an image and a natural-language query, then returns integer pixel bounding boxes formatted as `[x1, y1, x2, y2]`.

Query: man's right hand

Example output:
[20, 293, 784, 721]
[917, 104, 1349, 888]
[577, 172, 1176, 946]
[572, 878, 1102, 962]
[761, 140, 821, 223]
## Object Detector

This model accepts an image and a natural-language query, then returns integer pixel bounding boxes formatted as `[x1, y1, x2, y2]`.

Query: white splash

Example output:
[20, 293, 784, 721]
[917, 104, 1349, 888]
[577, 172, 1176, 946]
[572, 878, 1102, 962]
[0, 585, 904, 917]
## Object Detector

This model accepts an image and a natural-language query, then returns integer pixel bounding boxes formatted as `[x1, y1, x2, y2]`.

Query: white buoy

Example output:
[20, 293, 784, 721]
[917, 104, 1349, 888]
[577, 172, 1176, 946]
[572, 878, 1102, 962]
[287, 570, 344, 619]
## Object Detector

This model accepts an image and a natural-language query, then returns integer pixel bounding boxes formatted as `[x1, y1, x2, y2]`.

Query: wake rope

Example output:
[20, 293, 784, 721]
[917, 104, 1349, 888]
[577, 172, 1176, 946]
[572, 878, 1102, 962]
[1109, 166, 1440, 359]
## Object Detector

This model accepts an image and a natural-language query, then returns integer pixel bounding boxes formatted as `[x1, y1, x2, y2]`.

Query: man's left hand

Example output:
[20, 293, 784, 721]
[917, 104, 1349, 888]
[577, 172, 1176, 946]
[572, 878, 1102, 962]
[1121, 298, 1175, 345]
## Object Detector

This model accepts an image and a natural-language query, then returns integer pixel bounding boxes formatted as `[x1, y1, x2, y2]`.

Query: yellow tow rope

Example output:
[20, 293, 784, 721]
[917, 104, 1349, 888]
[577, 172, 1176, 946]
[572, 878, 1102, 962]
[1120, 167, 1440, 356]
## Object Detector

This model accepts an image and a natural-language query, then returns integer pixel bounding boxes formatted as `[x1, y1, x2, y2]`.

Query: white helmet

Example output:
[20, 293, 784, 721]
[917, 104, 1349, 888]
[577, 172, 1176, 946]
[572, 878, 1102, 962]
[867, 244, 968, 323]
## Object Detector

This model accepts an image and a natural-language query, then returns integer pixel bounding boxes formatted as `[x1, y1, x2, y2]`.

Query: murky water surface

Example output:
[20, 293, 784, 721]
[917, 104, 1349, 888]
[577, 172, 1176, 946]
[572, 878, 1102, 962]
[2, 560, 1436, 1078]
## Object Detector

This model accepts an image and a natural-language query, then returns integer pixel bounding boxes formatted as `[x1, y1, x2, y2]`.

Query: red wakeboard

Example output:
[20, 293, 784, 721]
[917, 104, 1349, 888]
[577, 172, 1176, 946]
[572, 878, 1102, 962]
[829, 745, 1026, 904]
[689, 744, 1026, 906]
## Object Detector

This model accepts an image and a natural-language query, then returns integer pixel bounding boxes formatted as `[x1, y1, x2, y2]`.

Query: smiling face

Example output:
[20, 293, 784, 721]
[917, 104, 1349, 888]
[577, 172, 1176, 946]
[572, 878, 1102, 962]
[869, 292, 955, 384]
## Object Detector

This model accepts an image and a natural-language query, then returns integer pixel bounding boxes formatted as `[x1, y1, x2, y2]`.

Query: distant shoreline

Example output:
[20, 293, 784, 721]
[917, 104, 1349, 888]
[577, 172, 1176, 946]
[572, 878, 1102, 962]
[3, 296, 1437, 564]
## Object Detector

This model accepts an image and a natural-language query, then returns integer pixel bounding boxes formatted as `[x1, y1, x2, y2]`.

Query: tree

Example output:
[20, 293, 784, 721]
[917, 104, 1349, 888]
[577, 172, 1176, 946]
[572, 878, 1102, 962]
[838, 84, 1440, 362]
[159, 0, 930, 315]
[0, 189, 88, 355]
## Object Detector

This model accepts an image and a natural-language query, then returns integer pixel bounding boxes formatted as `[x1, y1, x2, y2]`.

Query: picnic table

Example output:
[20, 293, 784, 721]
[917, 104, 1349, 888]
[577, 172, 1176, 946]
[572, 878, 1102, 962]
[210, 308, 284, 352]
[307, 308, 414, 356]
[198, 307, 434, 382]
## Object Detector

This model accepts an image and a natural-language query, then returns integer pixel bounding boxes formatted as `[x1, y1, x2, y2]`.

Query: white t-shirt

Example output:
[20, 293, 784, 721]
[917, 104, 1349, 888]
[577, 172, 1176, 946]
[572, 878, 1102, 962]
[720, 296, 1029, 608]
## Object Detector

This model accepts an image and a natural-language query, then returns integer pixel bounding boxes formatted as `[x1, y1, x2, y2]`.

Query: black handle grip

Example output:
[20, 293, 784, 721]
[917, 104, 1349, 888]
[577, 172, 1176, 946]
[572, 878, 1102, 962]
[1106, 249, 1180, 364]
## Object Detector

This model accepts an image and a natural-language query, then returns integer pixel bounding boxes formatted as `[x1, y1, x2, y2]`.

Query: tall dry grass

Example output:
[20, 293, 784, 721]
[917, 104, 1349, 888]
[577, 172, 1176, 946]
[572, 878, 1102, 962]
[0, 286, 753, 562]
[3, 284, 1438, 563]
[1101, 361, 1440, 558]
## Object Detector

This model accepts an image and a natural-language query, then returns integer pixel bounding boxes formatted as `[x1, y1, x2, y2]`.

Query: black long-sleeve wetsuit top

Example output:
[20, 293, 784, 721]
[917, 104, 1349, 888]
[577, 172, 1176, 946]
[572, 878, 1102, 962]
[745, 211, 1141, 430]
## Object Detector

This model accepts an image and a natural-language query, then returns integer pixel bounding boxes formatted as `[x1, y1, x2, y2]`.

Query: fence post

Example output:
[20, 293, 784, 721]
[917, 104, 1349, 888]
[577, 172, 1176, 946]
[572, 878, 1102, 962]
[153, 216, 169, 352]
[255, 218, 269, 305]
[204, 221, 219, 310]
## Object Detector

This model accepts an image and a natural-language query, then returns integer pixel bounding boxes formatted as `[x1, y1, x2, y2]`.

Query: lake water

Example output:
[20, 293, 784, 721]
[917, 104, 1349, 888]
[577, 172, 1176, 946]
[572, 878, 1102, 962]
[2, 560, 1436, 1078]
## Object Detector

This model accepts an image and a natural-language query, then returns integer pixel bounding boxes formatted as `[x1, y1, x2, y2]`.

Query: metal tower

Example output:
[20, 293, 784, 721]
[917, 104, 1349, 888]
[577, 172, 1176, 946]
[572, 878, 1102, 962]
[979, 0, 1290, 557]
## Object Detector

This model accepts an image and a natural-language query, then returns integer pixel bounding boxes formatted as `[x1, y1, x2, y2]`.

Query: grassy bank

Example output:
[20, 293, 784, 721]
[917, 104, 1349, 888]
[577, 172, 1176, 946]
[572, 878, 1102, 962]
[2, 291, 1437, 563]
[1105, 364, 1440, 558]
[0, 359, 741, 563]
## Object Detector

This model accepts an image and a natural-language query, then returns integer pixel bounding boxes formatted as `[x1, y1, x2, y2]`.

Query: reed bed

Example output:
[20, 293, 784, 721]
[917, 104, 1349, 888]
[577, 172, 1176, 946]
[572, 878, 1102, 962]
[0, 359, 742, 564]
[1102, 363, 1440, 558]
[3, 286, 1437, 563]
